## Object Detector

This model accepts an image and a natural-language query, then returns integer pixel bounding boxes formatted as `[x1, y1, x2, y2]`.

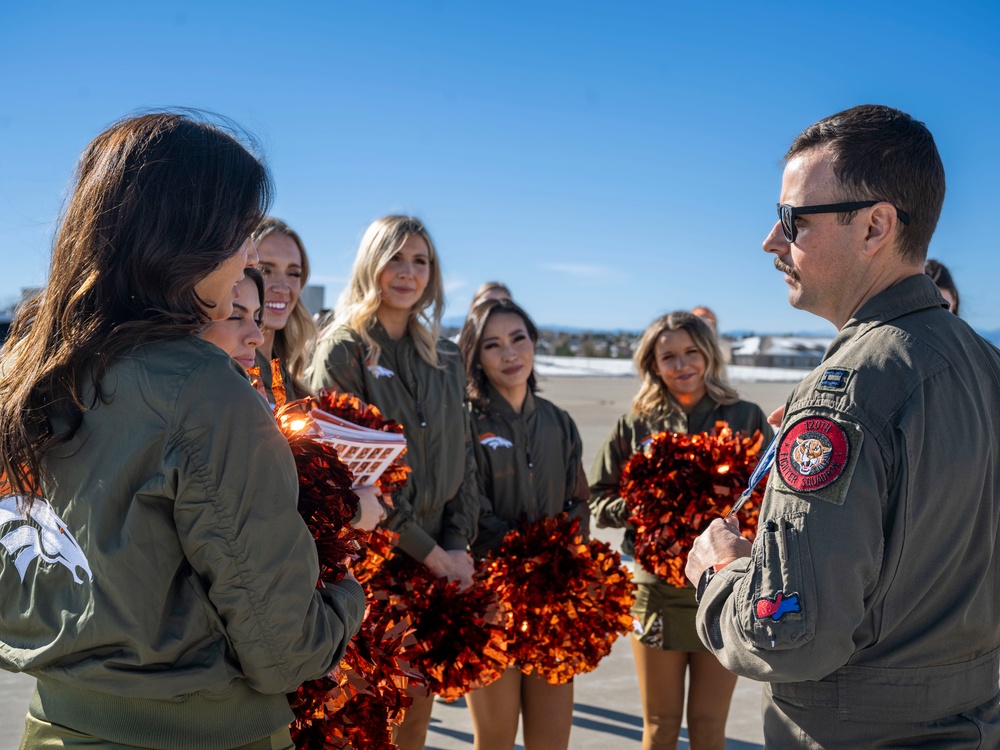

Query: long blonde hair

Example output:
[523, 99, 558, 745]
[333, 215, 445, 368]
[251, 217, 318, 383]
[631, 311, 738, 418]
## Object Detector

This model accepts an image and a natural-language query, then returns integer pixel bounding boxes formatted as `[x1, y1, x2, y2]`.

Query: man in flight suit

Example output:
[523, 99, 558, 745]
[686, 105, 1000, 748]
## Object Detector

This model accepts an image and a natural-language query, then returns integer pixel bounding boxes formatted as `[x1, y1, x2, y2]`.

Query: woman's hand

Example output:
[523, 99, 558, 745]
[351, 485, 386, 532]
[768, 405, 786, 428]
[422, 545, 475, 590]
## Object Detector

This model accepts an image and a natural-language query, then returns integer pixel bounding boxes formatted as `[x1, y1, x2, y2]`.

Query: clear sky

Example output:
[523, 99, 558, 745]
[1, 1, 997, 334]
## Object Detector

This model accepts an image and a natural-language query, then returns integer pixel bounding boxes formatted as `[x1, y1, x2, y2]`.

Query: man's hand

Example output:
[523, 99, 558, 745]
[422, 546, 475, 590]
[685, 516, 752, 587]
[768, 404, 786, 428]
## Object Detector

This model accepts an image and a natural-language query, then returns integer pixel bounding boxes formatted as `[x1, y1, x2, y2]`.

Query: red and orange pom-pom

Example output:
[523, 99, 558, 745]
[620, 422, 765, 588]
[367, 555, 513, 701]
[315, 390, 412, 495]
[482, 514, 635, 685]
[290, 593, 417, 750]
[275, 399, 362, 585]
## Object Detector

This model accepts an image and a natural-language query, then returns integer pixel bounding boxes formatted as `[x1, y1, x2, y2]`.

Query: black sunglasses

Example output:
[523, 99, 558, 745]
[777, 201, 911, 243]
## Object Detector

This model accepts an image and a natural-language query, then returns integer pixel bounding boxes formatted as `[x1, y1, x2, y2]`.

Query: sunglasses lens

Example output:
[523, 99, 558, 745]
[779, 205, 794, 242]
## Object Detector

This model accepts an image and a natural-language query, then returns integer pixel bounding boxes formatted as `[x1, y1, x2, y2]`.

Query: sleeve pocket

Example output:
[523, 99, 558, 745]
[735, 511, 816, 650]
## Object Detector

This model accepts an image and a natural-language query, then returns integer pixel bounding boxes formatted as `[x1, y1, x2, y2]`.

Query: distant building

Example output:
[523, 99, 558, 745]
[731, 335, 831, 369]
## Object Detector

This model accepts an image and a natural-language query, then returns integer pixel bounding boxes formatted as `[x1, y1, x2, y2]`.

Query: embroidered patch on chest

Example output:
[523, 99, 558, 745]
[479, 433, 513, 450]
[816, 367, 854, 392]
[755, 591, 801, 621]
[365, 361, 395, 379]
[776, 417, 850, 492]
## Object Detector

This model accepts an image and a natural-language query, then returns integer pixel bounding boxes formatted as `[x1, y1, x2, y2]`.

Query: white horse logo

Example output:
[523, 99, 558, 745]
[367, 364, 396, 379]
[0, 496, 93, 585]
[479, 435, 514, 450]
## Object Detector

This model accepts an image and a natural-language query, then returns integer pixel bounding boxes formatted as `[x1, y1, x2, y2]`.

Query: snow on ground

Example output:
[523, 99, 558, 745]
[534, 355, 806, 382]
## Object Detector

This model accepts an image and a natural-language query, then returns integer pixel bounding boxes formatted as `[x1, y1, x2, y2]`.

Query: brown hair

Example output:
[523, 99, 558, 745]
[251, 217, 318, 390]
[244, 267, 266, 325]
[924, 258, 960, 315]
[459, 298, 539, 412]
[631, 311, 737, 418]
[786, 104, 945, 263]
[0, 112, 271, 499]
[469, 281, 512, 311]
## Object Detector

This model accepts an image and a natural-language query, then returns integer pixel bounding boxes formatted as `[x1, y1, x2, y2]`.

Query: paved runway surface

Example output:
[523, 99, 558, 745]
[0, 376, 794, 748]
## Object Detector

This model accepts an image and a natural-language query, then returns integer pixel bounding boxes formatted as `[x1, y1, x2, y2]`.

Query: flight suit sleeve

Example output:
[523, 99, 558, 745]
[438, 408, 480, 552]
[696, 406, 886, 682]
[168, 360, 366, 695]
[587, 416, 634, 529]
[564, 416, 592, 538]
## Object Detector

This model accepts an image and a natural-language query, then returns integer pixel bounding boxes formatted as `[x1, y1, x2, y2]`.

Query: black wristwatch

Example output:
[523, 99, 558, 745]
[695, 566, 719, 603]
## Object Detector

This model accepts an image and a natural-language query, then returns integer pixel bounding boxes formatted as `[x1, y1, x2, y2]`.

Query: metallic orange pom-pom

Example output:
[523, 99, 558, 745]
[620, 422, 765, 587]
[483, 514, 635, 684]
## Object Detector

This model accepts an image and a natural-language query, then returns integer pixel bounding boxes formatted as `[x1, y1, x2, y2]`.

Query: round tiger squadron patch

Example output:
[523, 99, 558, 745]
[776, 416, 850, 492]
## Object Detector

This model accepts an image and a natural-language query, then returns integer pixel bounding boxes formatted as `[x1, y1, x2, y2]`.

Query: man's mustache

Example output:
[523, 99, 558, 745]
[774, 258, 799, 281]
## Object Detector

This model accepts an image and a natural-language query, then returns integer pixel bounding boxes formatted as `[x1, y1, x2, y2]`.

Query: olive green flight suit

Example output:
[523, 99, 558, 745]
[697, 275, 1000, 748]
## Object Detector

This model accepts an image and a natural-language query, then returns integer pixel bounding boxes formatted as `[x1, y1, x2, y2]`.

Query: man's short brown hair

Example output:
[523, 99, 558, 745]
[787, 105, 945, 263]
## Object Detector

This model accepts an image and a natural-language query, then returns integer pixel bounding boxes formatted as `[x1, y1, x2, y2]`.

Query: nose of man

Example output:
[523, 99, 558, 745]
[762, 221, 789, 255]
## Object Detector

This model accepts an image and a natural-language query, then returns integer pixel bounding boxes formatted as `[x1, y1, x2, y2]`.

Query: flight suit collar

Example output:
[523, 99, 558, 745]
[827, 274, 946, 360]
[487, 383, 536, 417]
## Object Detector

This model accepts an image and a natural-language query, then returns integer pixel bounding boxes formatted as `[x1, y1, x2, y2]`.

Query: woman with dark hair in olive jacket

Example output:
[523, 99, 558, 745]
[0, 113, 365, 749]
[458, 298, 589, 750]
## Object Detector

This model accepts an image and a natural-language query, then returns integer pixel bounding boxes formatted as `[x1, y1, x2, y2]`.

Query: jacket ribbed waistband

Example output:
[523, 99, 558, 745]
[770, 649, 1000, 723]
[32, 677, 293, 750]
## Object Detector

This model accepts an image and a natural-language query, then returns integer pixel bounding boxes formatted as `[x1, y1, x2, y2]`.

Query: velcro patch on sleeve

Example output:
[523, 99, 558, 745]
[775, 416, 860, 503]
[816, 366, 854, 393]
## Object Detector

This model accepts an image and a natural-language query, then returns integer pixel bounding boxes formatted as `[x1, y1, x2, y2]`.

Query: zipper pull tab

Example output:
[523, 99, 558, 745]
[526, 449, 533, 469]
[417, 401, 427, 428]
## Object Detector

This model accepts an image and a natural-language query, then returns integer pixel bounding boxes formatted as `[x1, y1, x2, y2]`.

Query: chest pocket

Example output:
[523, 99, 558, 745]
[736, 512, 816, 650]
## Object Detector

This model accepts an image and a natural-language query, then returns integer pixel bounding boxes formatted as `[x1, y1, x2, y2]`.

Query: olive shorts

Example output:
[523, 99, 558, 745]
[631, 579, 706, 652]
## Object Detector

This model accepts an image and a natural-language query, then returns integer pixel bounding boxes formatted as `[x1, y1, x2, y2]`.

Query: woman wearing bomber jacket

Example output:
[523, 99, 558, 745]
[458, 298, 590, 750]
[309, 215, 479, 750]
[0, 113, 366, 749]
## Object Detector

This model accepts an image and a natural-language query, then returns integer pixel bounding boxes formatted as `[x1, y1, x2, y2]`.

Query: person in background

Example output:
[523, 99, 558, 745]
[0, 112, 365, 750]
[690, 305, 718, 331]
[470, 281, 513, 310]
[459, 298, 589, 750]
[687, 104, 1000, 748]
[589, 311, 771, 750]
[251, 217, 318, 401]
[308, 215, 478, 750]
[924, 258, 960, 314]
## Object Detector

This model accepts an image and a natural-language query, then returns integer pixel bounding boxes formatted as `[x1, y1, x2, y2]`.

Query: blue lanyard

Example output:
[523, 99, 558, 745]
[726, 430, 780, 518]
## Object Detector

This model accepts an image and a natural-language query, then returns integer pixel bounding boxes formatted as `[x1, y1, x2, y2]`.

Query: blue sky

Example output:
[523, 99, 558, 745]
[1, 1, 997, 334]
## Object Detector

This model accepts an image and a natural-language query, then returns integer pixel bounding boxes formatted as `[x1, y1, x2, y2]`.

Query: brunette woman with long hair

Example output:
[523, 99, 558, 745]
[589, 311, 772, 750]
[0, 113, 365, 749]
[309, 215, 478, 750]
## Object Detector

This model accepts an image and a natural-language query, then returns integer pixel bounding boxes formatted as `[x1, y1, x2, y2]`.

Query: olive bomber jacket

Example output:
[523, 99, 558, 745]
[470, 385, 591, 556]
[0, 337, 366, 746]
[308, 323, 479, 560]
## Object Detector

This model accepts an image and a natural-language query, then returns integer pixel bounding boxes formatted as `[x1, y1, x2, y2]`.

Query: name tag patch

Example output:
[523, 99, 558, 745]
[776, 416, 850, 492]
[816, 367, 853, 392]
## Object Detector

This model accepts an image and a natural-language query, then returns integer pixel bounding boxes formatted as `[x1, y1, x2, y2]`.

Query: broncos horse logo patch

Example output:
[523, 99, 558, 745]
[366, 361, 396, 379]
[0, 496, 93, 585]
[479, 433, 514, 450]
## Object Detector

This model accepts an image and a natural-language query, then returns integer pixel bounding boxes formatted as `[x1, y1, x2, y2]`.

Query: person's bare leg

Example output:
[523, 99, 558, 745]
[631, 636, 689, 750]
[520, 673, 574, 750]
[685, 651, 738, 750]
[393, 693, 435, 750]
[466, 668, 523, 750]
